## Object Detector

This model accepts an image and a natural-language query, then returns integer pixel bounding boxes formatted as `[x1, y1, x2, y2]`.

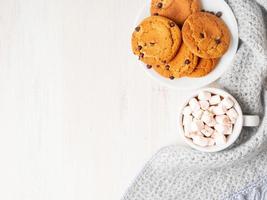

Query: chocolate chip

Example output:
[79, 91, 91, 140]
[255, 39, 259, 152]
[169, 22, 175, 27]
[201, 9, 205, 12]
[215, 38, 221, 44]
[169, 76, 175, 80]
[135, 26, 140, 32]
[154, 13, 159, 16]
[162, 60, 167, 64]
[184, 59, 191, 65]
[139, 53, 144, 59]
[197, 47, 200, 51]
[216, 11, 222, 17]
[137, 45, 142, 50]
[146, 65, 152, 69]
[157, 2, 163, 8]
[200, 33, 205, 38]
[165, 65, 170, 70]
[150, 42, 155, 46]
[156, 65, 160, 68]
[209, 11, 215, 15]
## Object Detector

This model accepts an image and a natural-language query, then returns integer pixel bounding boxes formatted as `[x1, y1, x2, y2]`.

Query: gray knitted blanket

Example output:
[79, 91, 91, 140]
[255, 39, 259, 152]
[123, 0, 267, 199]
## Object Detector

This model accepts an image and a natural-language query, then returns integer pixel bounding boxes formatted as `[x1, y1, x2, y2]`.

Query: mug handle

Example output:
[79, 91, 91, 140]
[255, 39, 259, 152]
[243, 115, 260, 127]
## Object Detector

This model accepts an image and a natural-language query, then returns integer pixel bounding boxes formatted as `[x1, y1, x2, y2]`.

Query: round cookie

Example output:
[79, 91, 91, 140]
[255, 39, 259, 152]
[150, 0, 201, 26]
[182, 12, 231, 58]
[187, 58, 218, 77]
[132, 16, 181, 66]
[152, 43, 199, 79]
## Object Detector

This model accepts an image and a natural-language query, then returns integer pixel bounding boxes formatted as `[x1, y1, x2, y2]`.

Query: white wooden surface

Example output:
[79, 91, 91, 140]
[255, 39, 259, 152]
[0, 0, 207, 199]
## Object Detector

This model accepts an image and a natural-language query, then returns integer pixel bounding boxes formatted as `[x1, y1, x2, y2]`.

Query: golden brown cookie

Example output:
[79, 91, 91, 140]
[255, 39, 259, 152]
[182, 12, 231, 58]
[131, 16, 181, 66]
[152, 43, 199, 79]
[187, 58, 218, 77]
[150, 0, 201, 26]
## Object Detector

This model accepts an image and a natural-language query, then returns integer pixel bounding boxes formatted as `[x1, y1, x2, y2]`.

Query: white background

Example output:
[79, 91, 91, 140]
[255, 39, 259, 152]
[0, 0, 217, 199]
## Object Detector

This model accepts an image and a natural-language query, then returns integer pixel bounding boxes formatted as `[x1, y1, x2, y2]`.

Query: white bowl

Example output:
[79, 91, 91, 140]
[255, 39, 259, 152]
[134, 0, 239, 90]
[178, 88, 243, 152]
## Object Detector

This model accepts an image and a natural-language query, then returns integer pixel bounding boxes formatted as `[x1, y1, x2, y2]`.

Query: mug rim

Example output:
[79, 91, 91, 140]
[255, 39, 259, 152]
[178, 87, 243, 152]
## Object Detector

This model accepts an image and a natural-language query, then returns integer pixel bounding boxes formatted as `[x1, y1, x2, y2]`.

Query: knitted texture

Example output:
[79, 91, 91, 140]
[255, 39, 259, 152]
[122, 0, 267, 199]
[225, 176, 267, 200]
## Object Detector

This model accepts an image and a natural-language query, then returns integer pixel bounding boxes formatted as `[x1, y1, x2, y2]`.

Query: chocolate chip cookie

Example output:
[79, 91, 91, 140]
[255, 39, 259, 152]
[187, 58, 218, 77]
[182, 12, 230, 58]
[132, 16, 182, 66]
[150, 0, 201, 26]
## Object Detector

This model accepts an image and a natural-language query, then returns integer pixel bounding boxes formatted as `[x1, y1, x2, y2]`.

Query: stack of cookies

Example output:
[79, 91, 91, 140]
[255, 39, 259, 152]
[131, 0, 231, 79]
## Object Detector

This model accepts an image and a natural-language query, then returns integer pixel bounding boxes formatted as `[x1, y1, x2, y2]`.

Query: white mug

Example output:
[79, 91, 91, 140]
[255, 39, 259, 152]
[178, 88, 260, 152]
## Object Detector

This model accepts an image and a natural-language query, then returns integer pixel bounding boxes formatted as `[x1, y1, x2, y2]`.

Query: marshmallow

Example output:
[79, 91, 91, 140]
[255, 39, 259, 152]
[201, 125, 214, 137]
[213, 132, 227, 146]
[207, 138, 215, 146]
[201, 129, 212, 137]
[192, 109, 203, 120]
[214, 124, 232, 135]
[184, 126, 192, 138]
[201, 111, 214, 124]
[221, 97, 234, 109]
[226, 108, 238, 123]
[198, 91, 212, 101]
[224, 124, 233, 135]
[183, 115, 193, 126]
[192, 135, 209, 147]
[191, 120, 204, 132]
[183, 106, 192, 115]
[183, 122, 193, 138]
[199, 100, 210, 110]
[215, 115, 231, 125]
[186, 131, 202, 138]
[213, 105, 227, 115]
[214, 124, 226, 133]
[208, 106, 216, 113]
[196, 132, 204, 136]
[209, 95, 221, 105]
[185, 125, 203, 138]
[189, 98, 200, 112]
[206, 119, 216, 127]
